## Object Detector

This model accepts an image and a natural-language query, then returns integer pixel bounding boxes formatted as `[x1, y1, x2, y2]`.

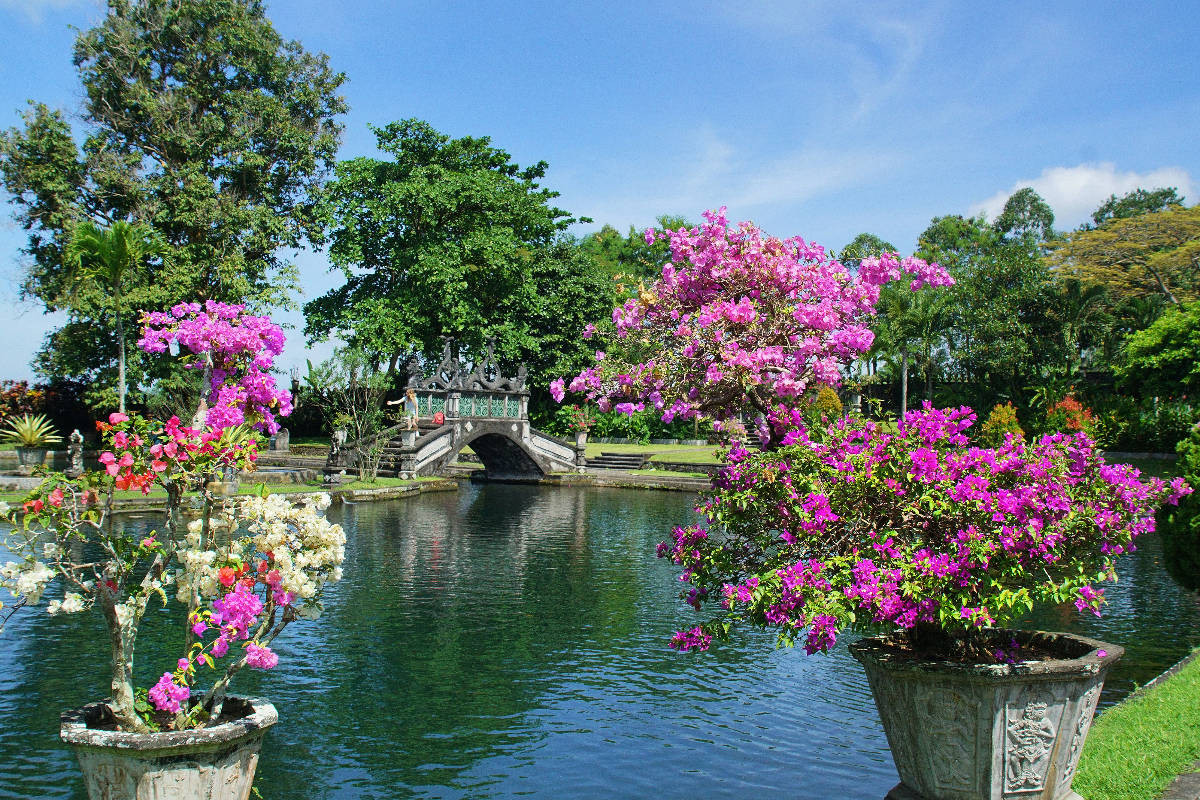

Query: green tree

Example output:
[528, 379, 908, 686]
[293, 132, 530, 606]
[839, 232, 897, 268]
[304, 119, 589, 378]
[63, 220, 169, 411]
[873, 282, 954, 414]
[0, 0, 347, 386]
[994, 187, 1055, 243]
[1115, 301, 1200, 398]
[578, 215, 689, 282]
[915, 213, 1063, 406]
[1091, 187, 1185, 227]
[1046, 204, 1200, 306]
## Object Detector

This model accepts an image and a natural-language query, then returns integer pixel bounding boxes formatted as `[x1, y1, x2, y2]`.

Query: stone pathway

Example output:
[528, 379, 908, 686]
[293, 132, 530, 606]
[1161, 762, 1200, 800]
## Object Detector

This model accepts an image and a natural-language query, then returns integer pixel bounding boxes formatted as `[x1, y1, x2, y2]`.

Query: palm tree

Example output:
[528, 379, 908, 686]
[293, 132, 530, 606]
[874, 283, 954, 416]
[64, 220, 170, 412]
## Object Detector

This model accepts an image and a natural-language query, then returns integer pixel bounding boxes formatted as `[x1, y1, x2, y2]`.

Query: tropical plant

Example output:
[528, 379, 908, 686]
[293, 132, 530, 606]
[1160, 422, 1200, 592]
[1, 413, 63, 448]
[805, 385, 844, 424]
[1044, 396, 1099, 440]
[64, 220, 170, 412]
[0, 303, 341, 734]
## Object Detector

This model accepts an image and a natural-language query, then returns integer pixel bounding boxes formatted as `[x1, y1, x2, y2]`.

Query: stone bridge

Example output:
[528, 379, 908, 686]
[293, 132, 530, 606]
[328, 340, 584, 480]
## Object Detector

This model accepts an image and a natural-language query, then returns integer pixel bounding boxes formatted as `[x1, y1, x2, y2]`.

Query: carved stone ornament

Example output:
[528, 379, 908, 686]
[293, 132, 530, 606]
[407, 338, 527, 392]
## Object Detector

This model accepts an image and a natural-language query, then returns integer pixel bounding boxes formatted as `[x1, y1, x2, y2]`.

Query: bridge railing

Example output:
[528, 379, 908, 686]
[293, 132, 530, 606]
[414, 390, 526, 420]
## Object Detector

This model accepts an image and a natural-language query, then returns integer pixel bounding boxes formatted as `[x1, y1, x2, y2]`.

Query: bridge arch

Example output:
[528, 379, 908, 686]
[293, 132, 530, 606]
[460, 425, 545, 478]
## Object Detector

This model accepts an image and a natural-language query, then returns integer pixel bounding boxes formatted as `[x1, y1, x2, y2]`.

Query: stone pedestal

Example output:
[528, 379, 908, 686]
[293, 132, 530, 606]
[851, 631, 1121, 800]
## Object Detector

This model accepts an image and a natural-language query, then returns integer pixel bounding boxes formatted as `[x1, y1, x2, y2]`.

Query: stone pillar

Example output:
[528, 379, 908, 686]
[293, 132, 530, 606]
[66, 429, 84, 478]
[400, 429, 418, 448]
[271, 427, 290, 451]
[447, 392, 460, 419]
[519, 393, 529, 419]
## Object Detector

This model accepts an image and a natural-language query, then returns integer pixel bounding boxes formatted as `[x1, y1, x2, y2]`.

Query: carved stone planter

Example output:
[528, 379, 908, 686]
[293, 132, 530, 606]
[850, 631, 1121, 800]
[60, 696, 277, 800]
[15, 446, 47, 476]
[575, 430, 588, 447]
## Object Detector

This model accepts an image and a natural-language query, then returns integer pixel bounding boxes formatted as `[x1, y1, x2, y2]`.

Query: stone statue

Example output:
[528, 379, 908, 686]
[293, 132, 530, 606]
[66, 429, 84, 478]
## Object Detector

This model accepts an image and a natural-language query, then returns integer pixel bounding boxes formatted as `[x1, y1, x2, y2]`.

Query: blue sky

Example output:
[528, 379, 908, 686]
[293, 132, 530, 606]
[0, 0, 1197, 381]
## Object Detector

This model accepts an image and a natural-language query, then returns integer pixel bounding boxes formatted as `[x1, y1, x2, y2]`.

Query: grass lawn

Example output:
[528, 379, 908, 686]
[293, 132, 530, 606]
[0, 475, 436, 505]
[582, 441, 724, 463]
[1120, 456, 1180, 479]
[628, 467, 711, 479]
[1073, 651, 1200, 800]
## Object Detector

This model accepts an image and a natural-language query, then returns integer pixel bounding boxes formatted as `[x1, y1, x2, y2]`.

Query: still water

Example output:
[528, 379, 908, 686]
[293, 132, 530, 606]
[2, 484, 1198, 799]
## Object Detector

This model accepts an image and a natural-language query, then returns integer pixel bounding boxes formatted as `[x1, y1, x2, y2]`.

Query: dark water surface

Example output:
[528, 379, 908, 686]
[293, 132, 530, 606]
[2, 483, 1198, 799]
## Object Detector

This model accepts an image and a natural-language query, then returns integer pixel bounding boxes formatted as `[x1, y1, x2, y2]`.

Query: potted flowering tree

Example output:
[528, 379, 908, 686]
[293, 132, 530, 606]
[554, 209, 1190, 800]
[0, 301, 345, 800]
[569, 404, 594, 447]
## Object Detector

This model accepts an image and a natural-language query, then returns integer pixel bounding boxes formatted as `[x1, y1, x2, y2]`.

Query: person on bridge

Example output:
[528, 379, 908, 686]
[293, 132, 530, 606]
[388, 388, 420, 430]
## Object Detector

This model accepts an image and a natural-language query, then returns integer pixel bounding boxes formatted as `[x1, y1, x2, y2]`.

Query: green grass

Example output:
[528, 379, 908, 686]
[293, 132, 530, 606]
[582, 441, 723, 462]
[0, 475, 437, 505]
[1120, 456, 1180, 479]
[1074, 651, 1200, 800]
[628, 468, 710, 479]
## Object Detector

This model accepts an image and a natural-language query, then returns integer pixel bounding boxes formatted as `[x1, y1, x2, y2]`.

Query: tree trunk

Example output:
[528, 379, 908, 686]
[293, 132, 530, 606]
[100, 591, 149, 733]
[116, 305, 126, 413]
[900, 349, 909, 418]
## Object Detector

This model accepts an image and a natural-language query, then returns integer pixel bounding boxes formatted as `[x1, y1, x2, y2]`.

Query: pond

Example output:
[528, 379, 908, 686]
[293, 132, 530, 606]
[2, 483, 1198, 799]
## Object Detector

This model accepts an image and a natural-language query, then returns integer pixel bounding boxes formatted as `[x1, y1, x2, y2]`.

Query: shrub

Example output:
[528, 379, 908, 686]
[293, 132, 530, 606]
[805, 385, 843, 423]
[977, 402, 1024, 448]
[1045, 395, 1099, 440]
[659, 404, 1191, 658]
[1161, 423, 1200, 592]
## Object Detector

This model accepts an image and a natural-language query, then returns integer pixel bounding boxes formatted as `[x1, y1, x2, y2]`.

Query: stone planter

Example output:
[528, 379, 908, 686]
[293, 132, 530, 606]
[15, 446, 47, 475]
[60, 695, 277, 800]
[575, 430, 588, 447]
[850, 630, 1121, 800]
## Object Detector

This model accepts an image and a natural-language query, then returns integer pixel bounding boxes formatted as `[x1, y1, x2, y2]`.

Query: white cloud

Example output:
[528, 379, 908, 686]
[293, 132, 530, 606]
[569, 129, 901, 236]
[970, 163, 1195, 228]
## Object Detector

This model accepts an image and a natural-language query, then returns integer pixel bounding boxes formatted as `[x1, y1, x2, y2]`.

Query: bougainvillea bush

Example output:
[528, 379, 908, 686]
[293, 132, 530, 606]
[0, 303, 344, 732]
[660, 404, 1191, 657]
[552, 207, 953, 448]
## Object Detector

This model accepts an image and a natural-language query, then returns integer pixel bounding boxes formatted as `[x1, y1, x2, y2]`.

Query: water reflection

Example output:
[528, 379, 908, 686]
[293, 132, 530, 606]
[1, 484, 1197, 799]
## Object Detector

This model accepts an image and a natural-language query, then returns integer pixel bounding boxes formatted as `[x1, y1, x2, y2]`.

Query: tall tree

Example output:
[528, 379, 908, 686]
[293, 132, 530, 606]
[915, 213, 1062, 405]
[0, 0, 347, 387]
[1045, 205, 1200, 306]
[578, 215, 690, 282]
[63, 220, 169, 411]
[994, 187, 1055, 243]
[1091, 187, 1185, 227]
[839, 232, 897, 269]
[304, 119, 587, 377]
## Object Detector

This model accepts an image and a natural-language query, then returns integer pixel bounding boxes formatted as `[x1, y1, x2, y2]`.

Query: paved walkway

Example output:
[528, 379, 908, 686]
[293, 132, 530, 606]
[1161, 763, 1200, 800]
